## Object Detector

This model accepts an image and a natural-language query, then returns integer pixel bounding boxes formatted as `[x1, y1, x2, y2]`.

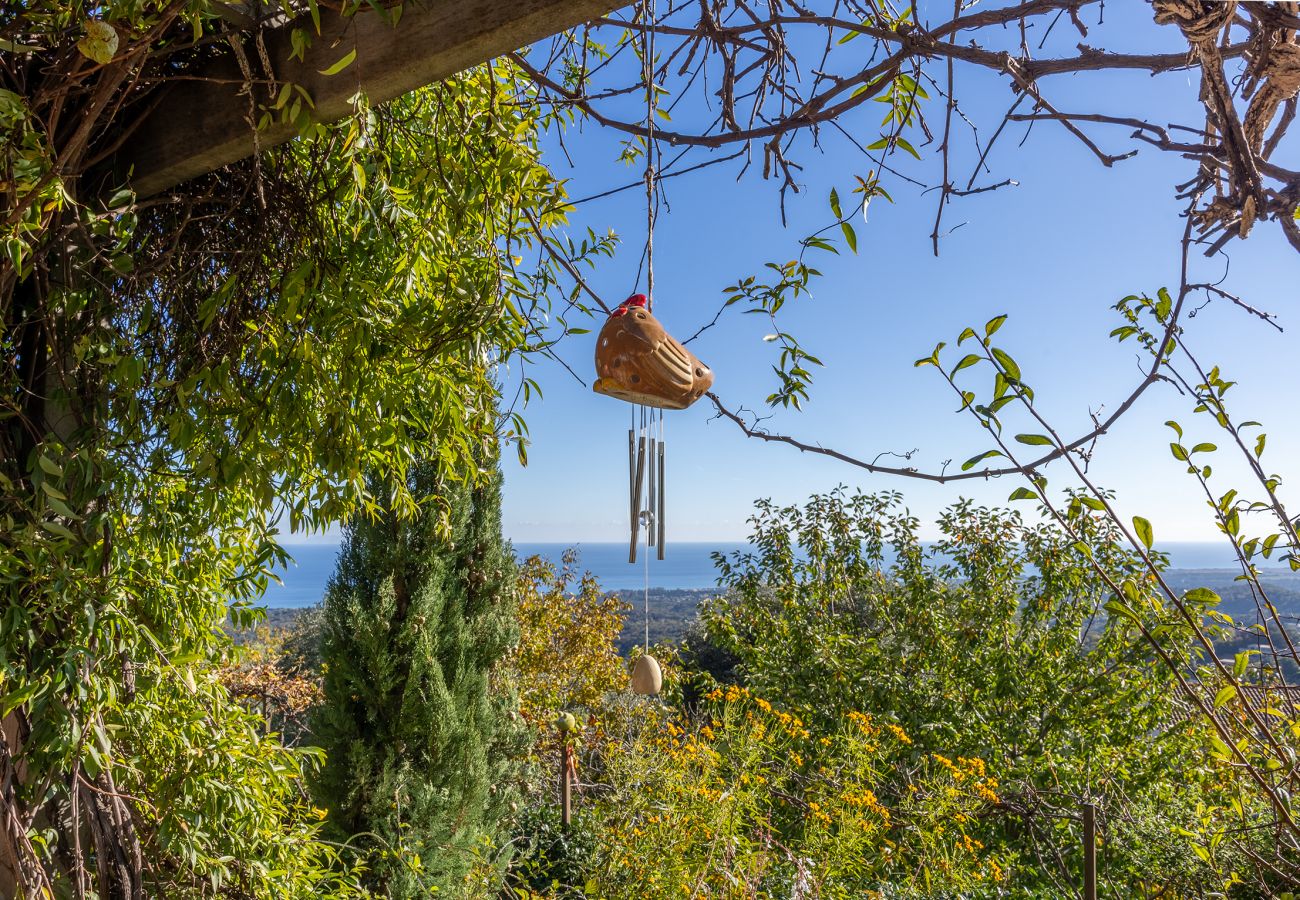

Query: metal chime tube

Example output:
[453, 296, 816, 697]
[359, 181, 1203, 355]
[647, 434, 657, 547]
[630, 430, 646, 563]
[657, 437, 665, 560]
[628, 429, 636, 534]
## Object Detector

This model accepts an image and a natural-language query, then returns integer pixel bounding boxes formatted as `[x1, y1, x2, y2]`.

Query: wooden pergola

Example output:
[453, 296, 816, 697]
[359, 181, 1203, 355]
[117, 0, 623, 197]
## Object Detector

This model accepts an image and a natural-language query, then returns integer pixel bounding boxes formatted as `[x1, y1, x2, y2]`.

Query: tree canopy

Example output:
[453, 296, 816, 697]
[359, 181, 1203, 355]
[1, 3, 582, 885]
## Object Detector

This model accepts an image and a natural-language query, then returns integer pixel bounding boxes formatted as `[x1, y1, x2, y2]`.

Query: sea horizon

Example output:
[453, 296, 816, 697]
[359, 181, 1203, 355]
[255, 540, 1296, 608]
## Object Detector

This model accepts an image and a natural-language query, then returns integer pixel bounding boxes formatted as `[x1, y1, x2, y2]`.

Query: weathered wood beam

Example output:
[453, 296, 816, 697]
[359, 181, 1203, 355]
[116, 0, 622, 198]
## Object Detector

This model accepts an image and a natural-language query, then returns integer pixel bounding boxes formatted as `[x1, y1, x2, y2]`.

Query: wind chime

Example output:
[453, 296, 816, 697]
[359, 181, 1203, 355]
[591, 0, 713, 697]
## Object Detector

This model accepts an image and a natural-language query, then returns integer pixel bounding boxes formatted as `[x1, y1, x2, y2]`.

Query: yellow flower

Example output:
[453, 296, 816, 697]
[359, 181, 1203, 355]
[886, 723, 912, 745]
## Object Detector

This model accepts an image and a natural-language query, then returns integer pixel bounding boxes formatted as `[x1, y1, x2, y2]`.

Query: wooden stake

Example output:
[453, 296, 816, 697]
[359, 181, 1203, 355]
[560, 741, 573, 829]
[1083, 801, 1097, 900]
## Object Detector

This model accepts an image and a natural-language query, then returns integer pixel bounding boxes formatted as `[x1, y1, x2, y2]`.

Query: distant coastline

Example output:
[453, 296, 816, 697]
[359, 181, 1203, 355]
[258, 540, 1295, 609]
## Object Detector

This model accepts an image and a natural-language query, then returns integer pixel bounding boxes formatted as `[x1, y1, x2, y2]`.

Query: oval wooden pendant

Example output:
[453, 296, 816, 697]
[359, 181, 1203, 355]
[631, 654, 663, 696]
[594, 297, 713, 410]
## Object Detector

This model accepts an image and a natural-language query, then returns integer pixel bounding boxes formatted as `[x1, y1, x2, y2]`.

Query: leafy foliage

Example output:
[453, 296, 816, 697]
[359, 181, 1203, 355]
[1, 27, 576, 890]
[117, 662, 363, 897]
[508, 552, 631, 725]
[697, 489, 1263, 896]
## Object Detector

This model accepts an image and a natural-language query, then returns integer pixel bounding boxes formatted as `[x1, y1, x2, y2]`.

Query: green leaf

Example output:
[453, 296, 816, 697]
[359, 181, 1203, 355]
[913, 341, 944, 368]
[1008, 487, 1038, 502]
[318, 47, 357, 76]
[46, 496, 79, 520]
[993, 372, 1009, 399]
[951, 354, 980, 375]
[0, 38, 43, 53]
[960, 449, 1004, 472]
[1132, 516, 1153, 550]
[990, 348, 1020, 381]
[77, 19, 118, 65]
[984, 314, 1007, 337]
[1184, 587, 1221, 608]
[840, 221, 858, 253]
[0, 682, 40, 717]
[1213, 685, 1236, 708]
[895, 136, 920, 159]
[42, 520, 75, 540]
[829, 187, 842, 219]
[1155, 287, 1173, 321]
[1103, 598, 1139, 623]
[1014, 433, 1052, 446]
[1208, 734, 1231, 761]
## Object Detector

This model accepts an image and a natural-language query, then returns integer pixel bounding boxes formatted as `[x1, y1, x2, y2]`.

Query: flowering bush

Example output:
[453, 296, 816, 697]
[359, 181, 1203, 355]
[699, 490, 1249, 895]
[575, 687, 1006, 898]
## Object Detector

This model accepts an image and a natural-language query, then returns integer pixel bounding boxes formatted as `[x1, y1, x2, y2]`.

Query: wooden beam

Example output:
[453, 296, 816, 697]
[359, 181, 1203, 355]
[115, 0, 621, 198]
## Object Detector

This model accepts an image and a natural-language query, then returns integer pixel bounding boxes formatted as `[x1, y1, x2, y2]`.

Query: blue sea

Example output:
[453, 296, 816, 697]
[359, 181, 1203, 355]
[257, 541, 1288, 608]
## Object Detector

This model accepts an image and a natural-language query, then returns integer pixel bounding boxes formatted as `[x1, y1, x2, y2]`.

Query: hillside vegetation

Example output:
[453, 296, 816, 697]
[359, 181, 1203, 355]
[227, 490, 1299, 897]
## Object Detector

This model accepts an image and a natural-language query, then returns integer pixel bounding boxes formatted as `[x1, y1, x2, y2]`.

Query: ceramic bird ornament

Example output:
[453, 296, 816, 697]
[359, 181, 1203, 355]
[593, 294, 714, 410]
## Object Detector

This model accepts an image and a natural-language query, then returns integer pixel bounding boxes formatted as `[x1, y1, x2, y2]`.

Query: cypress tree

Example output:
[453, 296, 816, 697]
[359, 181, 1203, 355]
[313, 458, 518, 896]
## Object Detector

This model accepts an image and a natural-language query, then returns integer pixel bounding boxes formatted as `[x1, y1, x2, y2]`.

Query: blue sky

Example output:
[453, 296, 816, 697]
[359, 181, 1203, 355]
[497, 2, 1299, 545]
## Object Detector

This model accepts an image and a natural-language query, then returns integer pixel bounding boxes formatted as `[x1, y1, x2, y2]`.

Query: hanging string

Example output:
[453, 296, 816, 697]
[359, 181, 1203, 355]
[638, 0, 658, 658]
[642, 405, 651, 652]
[642, 0, 657, 310]
[644, 489, 651, 653]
